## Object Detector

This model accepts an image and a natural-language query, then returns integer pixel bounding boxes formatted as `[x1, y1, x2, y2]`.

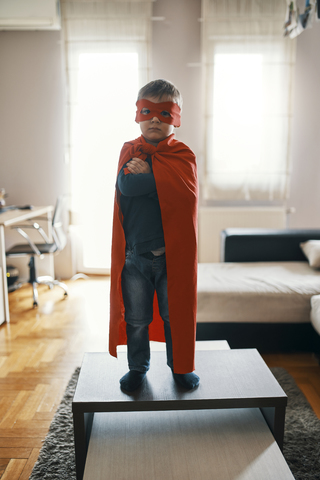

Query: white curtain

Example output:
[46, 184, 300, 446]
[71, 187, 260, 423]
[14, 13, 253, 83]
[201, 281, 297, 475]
[202, 0, 296, 201]
[61, 0, 152, 271]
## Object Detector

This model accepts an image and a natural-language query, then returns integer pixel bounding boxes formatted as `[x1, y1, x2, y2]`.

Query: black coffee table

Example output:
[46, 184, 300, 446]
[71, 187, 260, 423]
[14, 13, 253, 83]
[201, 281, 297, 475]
[73, 349, 287, 480]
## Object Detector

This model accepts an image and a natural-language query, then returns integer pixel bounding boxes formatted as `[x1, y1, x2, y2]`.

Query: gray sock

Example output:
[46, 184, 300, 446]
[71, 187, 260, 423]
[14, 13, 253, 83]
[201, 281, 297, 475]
[173, 372, 200, 390]
[120, 370, 146, 392]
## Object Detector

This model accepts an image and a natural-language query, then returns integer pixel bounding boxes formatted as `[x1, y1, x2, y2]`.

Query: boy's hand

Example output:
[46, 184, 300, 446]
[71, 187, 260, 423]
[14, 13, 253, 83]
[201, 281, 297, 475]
[126, 158, 151, 175]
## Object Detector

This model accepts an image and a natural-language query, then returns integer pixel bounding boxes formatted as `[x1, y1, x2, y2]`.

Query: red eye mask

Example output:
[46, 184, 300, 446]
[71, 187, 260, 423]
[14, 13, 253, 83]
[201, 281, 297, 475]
[135, 99, 181, 127]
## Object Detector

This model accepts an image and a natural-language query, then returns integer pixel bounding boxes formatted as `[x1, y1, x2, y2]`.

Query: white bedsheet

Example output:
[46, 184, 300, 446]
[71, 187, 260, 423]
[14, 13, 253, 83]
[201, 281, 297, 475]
[197, 262, 320, 324]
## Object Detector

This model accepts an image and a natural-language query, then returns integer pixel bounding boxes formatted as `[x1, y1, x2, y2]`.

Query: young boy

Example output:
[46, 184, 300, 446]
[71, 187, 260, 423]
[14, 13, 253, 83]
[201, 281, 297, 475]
[109, 79, 199, 392]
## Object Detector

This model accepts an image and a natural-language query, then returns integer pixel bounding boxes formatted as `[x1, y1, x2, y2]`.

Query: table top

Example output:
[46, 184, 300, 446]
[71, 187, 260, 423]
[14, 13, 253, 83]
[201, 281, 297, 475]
[0, 205, 53, 227]
[73, 349, 287, 413]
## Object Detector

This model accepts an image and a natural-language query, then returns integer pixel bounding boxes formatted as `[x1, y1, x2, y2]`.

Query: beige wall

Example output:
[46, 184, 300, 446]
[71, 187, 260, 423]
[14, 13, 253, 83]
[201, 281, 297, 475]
[0, 31, 67, 207]
[0, 5, 319, 279]
[152, 0, 203, 162]
[0, 30, 71, 279]
[288, 23, 320, 228]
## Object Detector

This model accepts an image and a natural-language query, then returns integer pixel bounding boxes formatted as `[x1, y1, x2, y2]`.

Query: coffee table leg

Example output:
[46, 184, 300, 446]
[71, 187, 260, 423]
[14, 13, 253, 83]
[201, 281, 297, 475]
[260, 406, 286, 450]
[73, 412, 94, 480]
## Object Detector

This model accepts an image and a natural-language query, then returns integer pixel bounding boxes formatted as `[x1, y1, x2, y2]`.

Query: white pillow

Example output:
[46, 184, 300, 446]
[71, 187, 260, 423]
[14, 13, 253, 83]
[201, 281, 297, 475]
[300, 240, 320, 268]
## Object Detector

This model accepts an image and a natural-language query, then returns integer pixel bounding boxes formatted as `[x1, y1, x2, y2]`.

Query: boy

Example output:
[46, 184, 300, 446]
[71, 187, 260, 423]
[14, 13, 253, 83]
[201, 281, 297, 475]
[109, 79, 199, 392]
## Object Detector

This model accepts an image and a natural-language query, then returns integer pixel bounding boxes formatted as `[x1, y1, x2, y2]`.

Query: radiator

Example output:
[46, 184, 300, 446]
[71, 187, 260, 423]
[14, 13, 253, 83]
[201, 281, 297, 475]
[199, 207, 287, 263]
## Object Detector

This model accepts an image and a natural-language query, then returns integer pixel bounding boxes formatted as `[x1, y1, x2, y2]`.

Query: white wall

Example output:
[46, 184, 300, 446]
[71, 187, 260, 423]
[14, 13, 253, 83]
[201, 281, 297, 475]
[0, 31, 73, 279]
[152, 1, 320, 230]
[0, 31, 67, 206]
[288, 23, 320, 228]
[152, 0, 203, 163]
[0, 7, 319, 281]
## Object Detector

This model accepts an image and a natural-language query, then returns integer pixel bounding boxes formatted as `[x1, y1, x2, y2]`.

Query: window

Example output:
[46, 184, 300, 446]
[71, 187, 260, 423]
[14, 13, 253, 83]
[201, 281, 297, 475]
[210, 52, 263, 190]
[71, 53, 140, 271]
[202, 0, 296, 201]
[61, 0, 152, 272]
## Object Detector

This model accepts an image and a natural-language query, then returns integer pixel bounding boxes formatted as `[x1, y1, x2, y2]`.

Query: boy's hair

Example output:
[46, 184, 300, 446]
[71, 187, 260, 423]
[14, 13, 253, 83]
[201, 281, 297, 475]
[137, 79, 183, 109]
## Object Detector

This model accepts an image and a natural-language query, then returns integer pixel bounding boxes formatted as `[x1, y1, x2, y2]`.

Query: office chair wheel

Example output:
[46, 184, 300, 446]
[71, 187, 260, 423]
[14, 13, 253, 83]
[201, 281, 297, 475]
[32, 282, 38, 308]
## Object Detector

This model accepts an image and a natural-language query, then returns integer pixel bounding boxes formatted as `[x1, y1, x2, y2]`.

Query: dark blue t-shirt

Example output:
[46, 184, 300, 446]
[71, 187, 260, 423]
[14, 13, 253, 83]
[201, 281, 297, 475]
[117, 156, 165, 255]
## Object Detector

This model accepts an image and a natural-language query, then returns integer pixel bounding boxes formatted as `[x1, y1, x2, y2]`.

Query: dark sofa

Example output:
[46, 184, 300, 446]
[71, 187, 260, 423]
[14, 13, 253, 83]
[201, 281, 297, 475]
[221, 228, 320, 263]
[197, 228, 320, 353]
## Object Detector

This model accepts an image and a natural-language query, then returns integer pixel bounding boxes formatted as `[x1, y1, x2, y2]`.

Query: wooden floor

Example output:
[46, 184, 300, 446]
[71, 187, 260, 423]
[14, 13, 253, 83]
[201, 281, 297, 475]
[0, 277, 319, 479]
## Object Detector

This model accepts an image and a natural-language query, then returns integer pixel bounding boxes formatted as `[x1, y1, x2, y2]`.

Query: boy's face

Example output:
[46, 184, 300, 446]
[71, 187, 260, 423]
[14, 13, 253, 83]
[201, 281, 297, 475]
[138, 95, 175, 145]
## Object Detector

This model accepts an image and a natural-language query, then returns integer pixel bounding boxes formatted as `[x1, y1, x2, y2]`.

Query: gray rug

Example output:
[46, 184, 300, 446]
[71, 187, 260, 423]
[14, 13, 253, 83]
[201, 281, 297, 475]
[29, 367, 320, 480]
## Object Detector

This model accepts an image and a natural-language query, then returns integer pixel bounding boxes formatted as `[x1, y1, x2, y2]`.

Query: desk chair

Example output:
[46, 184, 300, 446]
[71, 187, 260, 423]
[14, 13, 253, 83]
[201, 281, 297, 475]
[6, 197, 68, 307]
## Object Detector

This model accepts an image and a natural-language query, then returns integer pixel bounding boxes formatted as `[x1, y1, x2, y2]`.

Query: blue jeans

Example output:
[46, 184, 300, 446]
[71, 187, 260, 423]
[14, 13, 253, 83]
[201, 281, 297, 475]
[121, 249, 173, 373]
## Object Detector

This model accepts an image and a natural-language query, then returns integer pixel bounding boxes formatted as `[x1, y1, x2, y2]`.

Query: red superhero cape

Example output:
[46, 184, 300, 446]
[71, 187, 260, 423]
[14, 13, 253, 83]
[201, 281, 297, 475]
[109, 133, 198, 374]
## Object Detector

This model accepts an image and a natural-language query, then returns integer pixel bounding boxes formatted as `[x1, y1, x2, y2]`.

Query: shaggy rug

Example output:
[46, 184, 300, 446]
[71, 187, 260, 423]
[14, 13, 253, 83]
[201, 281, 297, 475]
[29, 367, 320, 480]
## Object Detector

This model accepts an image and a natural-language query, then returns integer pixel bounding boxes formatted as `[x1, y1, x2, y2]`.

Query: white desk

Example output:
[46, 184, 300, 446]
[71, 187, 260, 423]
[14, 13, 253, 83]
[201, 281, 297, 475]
[0, 205, 54, 324]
